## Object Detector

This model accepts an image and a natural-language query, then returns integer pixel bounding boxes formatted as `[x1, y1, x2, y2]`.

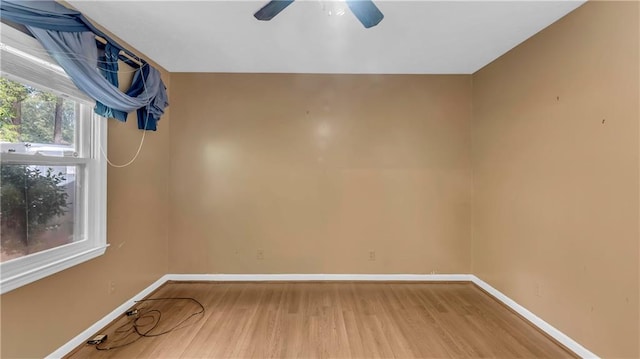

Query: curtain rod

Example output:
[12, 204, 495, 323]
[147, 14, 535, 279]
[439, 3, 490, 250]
[94, 35, 142, 67]
[56, 0, 144, 67]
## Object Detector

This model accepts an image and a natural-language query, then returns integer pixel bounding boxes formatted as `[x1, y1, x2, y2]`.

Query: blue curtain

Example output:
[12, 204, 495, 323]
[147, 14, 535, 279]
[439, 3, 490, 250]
[96, 43, 122, 121]
[0, 0, 168, 131]
[0, 1, 91, 32]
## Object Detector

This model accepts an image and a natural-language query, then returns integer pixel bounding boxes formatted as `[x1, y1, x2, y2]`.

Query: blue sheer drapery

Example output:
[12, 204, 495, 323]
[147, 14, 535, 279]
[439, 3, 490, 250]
[0, 0, 91, 32]
[96, 43, 122, 121]
[0, 0, 168, 130]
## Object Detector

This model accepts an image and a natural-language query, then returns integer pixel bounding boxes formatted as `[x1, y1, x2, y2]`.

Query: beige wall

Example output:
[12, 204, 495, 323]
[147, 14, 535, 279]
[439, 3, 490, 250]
[169, 74, 472, 274]
[2, 1, 639, 358]
[472, 1, 639, 357]
[0, 33, 171, 359]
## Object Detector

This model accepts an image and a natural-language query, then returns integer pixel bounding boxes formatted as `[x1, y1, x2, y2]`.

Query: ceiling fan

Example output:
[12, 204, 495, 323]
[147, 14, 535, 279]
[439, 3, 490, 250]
[254, 0, 384, 28]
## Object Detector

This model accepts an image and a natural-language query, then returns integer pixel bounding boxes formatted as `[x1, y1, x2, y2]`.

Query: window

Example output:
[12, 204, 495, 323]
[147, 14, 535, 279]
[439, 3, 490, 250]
[0, 24, 107, 294]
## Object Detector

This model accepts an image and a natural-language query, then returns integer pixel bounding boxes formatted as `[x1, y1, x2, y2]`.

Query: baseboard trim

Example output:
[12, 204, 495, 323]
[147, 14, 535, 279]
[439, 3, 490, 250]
[470, 276, 598, 359]
[47, 273, 598, 359]
[165, 273, 474, 282]
[46, 275, 169, 359]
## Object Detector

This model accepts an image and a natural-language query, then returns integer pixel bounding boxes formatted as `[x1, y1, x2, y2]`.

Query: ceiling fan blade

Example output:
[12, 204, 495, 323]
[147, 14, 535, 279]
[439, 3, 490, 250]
[346, 0, 384, 28]
[254, 0, 295, 21]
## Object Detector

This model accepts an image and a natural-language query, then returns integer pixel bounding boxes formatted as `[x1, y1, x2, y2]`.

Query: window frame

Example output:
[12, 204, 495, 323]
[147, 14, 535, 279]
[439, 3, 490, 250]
[0, 24, 108, 294]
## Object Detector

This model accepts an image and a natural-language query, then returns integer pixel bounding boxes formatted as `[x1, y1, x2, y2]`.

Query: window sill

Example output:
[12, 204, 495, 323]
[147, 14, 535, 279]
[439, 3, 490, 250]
[0, 244, 109, 294]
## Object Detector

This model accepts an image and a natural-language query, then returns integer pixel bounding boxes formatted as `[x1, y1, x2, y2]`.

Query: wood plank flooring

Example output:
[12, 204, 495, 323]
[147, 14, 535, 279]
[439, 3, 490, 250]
[67, 281, 576, 358]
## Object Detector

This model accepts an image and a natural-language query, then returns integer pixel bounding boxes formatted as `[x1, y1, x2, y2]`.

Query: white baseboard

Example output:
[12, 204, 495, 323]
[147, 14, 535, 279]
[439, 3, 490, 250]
[470, 276, 598, 359]
[47, 273, 598, 359]
[46, 275, 169, 359]
[165, 273, 474, 282]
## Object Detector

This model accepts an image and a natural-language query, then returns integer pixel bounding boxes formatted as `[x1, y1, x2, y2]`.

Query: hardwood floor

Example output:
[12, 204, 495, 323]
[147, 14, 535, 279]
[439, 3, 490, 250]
[67, 281, 576, 358]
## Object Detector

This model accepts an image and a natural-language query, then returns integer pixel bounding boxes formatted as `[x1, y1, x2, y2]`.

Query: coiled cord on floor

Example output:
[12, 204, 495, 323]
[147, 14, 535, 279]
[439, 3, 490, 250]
[95, 297, 205, 351]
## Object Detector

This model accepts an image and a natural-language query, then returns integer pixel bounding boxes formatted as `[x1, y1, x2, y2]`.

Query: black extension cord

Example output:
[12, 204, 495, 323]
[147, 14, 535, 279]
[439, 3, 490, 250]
[94, 297, 205, 351]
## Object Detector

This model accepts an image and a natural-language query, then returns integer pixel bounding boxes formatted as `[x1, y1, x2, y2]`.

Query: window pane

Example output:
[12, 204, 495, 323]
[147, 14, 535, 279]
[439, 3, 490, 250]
[0, 77, 77, 157]
[0, 164, 79, 262]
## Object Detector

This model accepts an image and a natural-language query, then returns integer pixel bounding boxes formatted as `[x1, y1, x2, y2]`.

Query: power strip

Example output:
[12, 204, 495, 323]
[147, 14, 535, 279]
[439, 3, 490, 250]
[86, 334, 107, 345]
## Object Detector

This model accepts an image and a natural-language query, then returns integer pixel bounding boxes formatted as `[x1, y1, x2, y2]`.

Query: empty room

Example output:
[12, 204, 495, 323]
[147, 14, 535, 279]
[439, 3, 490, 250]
[0, 0, 638, 358]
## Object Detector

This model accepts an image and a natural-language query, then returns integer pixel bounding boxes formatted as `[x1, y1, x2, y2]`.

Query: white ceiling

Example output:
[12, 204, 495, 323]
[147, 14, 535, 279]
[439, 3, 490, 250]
[68, 0, 585, 74]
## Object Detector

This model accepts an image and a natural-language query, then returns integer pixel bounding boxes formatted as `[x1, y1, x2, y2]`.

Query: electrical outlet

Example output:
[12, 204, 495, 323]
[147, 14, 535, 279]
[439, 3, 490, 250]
[108, 280, 116, 294]
[257, 250, 264, 260]
[368, 251, 376, 261]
